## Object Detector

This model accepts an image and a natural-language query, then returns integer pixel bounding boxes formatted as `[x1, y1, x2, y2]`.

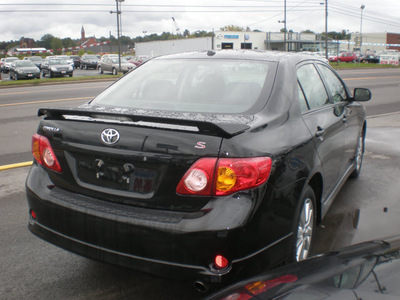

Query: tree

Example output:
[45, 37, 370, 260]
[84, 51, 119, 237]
[37, 34, 55, 49]
[62, 38, 76, 49]
[183, 29, 190, 38]
[51, 37, 63, 54]
[220, 25, 244, 32]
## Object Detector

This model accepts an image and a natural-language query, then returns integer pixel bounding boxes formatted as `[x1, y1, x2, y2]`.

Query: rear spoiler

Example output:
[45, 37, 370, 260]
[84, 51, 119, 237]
[38, 107, 251, 138]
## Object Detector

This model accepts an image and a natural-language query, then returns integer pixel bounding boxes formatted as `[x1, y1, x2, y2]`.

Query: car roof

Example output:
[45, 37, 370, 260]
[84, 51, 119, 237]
[152, 50, 324, 64]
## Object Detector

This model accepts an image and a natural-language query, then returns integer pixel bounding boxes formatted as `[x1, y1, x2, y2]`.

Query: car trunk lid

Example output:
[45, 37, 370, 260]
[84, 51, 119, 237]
[37, 107, 252, 211]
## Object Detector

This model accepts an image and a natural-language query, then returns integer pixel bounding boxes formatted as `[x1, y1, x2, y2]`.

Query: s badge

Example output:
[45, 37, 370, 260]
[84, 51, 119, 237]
[195, 142, 206, 149]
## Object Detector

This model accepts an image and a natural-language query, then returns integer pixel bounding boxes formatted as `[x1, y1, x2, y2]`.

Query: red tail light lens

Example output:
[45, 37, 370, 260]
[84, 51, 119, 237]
[215, 157, 272, 196]
[176, 158, 217, 196]
[220, 275, 298, 300]
[32, 134, 62, 173]
[176, 157, 272, 196]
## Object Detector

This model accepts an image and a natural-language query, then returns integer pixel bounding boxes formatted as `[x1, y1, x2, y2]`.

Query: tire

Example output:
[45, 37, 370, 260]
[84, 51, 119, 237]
[14, 73, 18, 80]
[49, 71, 53, 78]
[42, 71, 46, 78]
[350, 130, 365, 178]
[9, 73, 13, 80]
[85, 64, 88, 70]
[293, 185, 316, 262]
[98, 66, 103, 74]
[112, 68, 117, 75]
[69, 73, 73, 77]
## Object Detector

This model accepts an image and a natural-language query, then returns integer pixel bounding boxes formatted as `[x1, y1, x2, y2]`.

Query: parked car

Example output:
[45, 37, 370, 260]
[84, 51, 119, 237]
[2, 57, 19, 73]
[329, 51, 358, 63]
[129, 55, 151, 66]
[9, 60, 40, 80]
[0, 58, 5, 72]
[23, 56, 44, 69]
[80, 54, 100, 69]
[206, 235, 400, 298]
[26, 50, 371, 285]
[97, 57, 135, 74]
[69, 55, 81, 68]
[54, 55, 74, 69]
[41, 58, 73, 78]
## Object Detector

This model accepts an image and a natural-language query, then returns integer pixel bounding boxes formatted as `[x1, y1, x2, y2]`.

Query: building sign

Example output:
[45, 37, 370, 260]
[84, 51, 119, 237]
[380, 53, 399, 65]
[224, 35, 239, 39]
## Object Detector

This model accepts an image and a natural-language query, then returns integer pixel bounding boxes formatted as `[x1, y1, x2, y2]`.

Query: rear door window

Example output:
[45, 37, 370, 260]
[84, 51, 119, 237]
[317, 64, 348, 103]
[297, 64, 329, 109]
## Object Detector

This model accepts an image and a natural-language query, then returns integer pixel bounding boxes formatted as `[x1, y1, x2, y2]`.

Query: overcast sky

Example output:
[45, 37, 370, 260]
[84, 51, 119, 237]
[1, 0, 400, 42]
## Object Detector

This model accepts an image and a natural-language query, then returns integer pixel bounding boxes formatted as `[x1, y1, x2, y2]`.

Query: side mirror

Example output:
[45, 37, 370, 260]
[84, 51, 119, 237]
[353, 88, 372, 102]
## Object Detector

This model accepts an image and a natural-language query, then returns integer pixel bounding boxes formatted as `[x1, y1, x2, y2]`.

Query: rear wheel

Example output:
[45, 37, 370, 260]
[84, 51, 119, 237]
[293, 185, 316, 262]
[351, 131, 365, 178]
[49, 71, 54, 78]
[14, 73, 18, 80]
[98, 66, 103, 74]
[112, 68, 118, 75]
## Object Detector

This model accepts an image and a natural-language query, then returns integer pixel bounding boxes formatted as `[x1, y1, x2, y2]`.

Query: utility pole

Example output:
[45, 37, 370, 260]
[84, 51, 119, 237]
[110, 0, 124, 72]
[324, 0, 328, 59]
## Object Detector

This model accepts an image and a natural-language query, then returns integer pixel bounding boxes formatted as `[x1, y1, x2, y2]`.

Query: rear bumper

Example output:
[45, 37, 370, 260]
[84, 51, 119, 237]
[26, 164, 292, 282]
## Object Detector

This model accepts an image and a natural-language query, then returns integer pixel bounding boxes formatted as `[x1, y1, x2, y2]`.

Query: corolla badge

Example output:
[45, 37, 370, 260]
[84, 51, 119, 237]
[101, 129, 120, 145]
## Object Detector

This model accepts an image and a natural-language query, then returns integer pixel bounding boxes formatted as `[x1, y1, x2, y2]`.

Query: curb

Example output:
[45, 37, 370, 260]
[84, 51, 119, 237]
[0, 161, 33, 172]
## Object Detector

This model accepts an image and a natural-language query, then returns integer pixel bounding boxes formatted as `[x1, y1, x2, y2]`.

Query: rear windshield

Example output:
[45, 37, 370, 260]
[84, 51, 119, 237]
[91, 58, 273, 114]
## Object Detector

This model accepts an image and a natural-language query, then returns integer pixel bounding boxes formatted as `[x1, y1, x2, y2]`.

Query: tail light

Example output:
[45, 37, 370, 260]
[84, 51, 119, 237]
[32, 134, 62, 173]
[176, 157, 272, 196]
[220, 275, 298, 300]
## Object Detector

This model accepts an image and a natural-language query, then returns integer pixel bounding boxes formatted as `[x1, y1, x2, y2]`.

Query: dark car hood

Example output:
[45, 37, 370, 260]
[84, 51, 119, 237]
[206, 235, 400, 300]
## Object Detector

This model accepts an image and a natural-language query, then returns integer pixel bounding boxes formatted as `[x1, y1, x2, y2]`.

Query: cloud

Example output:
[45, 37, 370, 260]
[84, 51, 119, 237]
[0, 0, 399, 42]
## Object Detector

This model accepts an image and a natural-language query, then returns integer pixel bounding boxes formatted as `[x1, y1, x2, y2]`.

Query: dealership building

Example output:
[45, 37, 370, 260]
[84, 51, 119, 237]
[135, 30, 400, 57]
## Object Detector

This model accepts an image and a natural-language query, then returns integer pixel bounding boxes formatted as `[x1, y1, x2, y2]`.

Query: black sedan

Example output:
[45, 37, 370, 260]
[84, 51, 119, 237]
[9, 60, 40, 80]
[26, 50, 371, 285]
[41, 58, 73, 78]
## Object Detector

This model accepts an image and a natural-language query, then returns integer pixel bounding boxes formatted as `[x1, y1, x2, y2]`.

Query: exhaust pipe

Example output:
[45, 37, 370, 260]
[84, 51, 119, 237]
[193, 280, 208, 293]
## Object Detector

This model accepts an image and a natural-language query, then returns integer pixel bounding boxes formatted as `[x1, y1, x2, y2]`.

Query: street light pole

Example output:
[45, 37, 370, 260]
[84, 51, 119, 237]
[360, 5, 365, 53]
[324, 0, 328, 60]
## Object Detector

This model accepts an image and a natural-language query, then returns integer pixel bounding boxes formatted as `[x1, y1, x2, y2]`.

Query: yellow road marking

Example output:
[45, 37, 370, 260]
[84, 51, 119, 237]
[0, 96, 92, 107]
[0, 161, 32, 171]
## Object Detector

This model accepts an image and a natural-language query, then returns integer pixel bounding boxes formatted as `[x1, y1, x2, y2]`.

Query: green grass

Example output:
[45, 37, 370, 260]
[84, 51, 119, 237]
[0, 74, 121, 87]
[330, 62, 399, 69]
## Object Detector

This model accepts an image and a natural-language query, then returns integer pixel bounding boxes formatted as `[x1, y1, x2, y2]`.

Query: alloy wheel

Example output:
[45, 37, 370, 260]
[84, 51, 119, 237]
[296, 197, 314, 262]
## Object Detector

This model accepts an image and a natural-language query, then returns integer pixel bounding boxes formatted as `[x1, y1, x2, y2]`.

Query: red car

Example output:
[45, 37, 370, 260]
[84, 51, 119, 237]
[329, 52, 358, 63]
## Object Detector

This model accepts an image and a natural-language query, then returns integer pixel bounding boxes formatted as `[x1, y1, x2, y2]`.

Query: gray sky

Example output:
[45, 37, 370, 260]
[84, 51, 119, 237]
[1, 0, 400, 42]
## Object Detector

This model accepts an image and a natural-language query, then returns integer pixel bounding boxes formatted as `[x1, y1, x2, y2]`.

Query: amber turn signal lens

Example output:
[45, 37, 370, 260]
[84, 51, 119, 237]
[216, 167, 237, 192]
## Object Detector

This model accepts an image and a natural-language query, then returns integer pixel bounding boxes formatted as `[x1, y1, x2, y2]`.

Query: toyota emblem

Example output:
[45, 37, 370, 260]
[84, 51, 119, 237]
[101, 129, 120, 145]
